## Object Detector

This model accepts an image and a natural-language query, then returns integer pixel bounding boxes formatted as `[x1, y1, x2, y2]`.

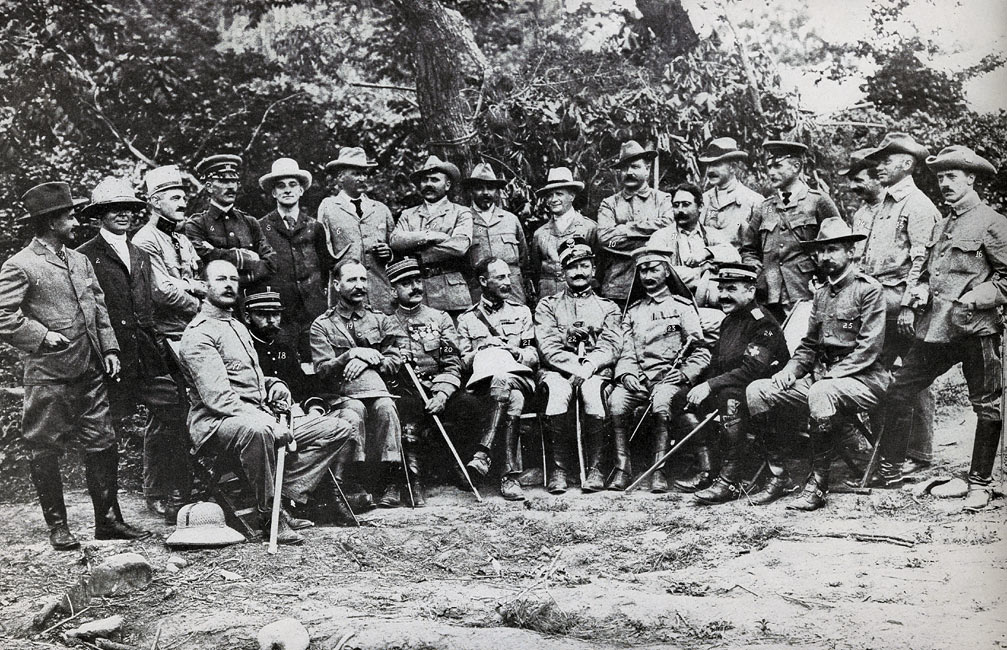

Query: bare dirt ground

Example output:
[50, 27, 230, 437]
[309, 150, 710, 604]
[0, 372, 1004, 650]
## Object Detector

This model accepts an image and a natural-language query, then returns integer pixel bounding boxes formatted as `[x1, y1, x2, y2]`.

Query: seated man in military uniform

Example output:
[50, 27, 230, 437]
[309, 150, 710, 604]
[456, 257, 539, 501]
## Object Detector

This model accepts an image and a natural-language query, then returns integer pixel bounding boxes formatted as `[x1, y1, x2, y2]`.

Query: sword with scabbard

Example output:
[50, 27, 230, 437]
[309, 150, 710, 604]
[574, 341, 587, 486]
[268, 410, 297, 554]
[624, 410, 718, 494]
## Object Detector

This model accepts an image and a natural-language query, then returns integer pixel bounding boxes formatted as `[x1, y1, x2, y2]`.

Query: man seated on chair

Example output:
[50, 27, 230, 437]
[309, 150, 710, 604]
[608, 246, 711, 492]
[681, 263, 790, 505]
[456, 257, 539, 501]
[243, 286, 372, 516]
[178, 260, 358, 545]
[745, 218, 889, 511]
[534, 236, 621, 494]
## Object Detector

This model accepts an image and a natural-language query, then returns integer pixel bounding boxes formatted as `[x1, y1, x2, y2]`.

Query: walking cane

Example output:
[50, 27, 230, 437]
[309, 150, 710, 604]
[624, 410, 717, 494]
[327, 468, 360, 527]
[268, 411, 298, 554]
[403, 363, 483, 502]
[574, 342, 587, 486]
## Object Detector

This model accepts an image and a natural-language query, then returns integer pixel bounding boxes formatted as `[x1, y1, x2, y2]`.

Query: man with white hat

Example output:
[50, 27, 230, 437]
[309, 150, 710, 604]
[464, 162, 530, 304]
[257, 158, 332, 356]
[0, 181, 148, 549]
[456, 257, 539, 501]
[534, 237, 621, 493]
[608, 247, 711, 492]
[698, 137, 764, 249]
[873, 146, 1007, 512]
[746, 218, 889, 511]
[185, 153, 277, 291]
[133, 165, 205, 340]
[531, 167, 598, 300]
[741, 140, 842, 322]
[318, 147, 396, 312]
[597, 141, 674, 302]
[78, 177, 191, 523]
[391, 155, 474, 315]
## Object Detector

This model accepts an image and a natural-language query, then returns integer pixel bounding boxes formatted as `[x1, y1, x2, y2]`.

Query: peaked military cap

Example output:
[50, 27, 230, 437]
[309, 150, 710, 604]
[632, 245, 675, 267]
[763, 140, 809, 160]
[558, 235, 594, 267]
[244, 287, 283, 312]
[195, 154, 242, 180]
[712, 262, 759, 283]
[386, 257, 422, 284]
[144, 165, 185, 196]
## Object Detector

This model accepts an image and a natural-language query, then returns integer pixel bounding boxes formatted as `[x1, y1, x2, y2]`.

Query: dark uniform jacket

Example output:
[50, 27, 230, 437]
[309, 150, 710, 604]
[741, 181, 842, 306]
[258, 209, 332, 329]
[785, 270, 889, 394]
[706, 302, 789, 394]
[391, 303, 463, 398]
[77, 233, 169, 382]
[249, 330, 313, 402]
[185, 203, 277, 289]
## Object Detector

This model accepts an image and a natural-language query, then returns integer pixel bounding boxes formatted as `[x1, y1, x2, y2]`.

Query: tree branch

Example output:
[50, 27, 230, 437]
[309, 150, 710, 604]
[350, 82, 416, 92]
[242, 92, 304, 156]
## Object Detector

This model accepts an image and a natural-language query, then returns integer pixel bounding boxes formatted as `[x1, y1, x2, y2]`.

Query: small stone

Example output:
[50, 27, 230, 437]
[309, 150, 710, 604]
[88, 553, 153, 597]
[164, 564, 180, 574]
[257, 618, 310, 650]
[67, 614, 123, 639]
[167, 554, 187, 568]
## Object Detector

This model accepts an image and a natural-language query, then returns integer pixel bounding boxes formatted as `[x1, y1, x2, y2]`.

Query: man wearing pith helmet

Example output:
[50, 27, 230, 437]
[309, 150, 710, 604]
[741, 139, 843, 322]
[185, 153, 278, 292]
[873, 145, 1007, 513]
[318, 147, 397, 312]
[698, 137, 764, 250]
[597, 140, 674, 303]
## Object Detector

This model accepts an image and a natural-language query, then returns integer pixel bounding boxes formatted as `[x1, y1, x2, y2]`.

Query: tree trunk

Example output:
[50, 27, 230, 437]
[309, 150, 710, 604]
[634, 0, 698, 57]
[392, 0, 487, 172]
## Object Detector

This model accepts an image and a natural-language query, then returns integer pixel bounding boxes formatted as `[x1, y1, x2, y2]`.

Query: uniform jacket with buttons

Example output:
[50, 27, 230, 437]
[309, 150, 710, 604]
[914, 190, 1007, 343]
[0, 239, 118, 385]
[705, 302, 789, 394]
[177, 304, 284, 450]
[701, 180, 763, 250]
[77, 233, 169, 382]
[185, 203, 277, 289]
[390, 198, 474, 312]
[469, 205, 529, 304]
[259, 209, 332, 329]
[456, 299, 539, 370]
[309, 300, 406, 387]
[249, 330, 313, 402]
[534, 287, 621, 377]
[615, 291, 711, 386]
[597, 186, 674, 299]
[741, 181, 842, 306]
[317, 191, 396, 312]
[132, 220, 203, 338]
[530, 211, 598, 301]
[785, 270, 889, 394]
[391, 303, 463, 398]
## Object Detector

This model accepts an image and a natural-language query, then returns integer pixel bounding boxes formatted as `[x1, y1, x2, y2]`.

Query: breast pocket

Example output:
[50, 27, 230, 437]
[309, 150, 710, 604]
[949, 238, 985, 275]
[832, 307, 861, 344]
[495, 234, 521, 262]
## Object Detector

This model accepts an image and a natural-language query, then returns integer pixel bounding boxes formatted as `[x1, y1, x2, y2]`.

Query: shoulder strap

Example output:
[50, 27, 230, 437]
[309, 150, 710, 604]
[472, 305, 503, 338]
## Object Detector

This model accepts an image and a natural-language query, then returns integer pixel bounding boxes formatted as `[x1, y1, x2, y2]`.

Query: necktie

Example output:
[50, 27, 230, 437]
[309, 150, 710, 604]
[351, 198, 363, 219]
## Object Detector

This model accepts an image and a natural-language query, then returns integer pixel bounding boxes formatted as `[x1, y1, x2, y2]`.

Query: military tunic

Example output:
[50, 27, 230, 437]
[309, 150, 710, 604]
[741, 182, 842, 309]
[597, 186, 674, 300]
[317, 191, 396, 312]
[534, 287, 621, 416]
[185, 203, 277, 290]
[706, 303, 789, 397]
[700, 180, 763, 250]
[469, 205, 529, 303]
[132, 219, 203, 339]
[648, 222, 741, 307]
[392, 303, 463, 399]
[390, 198, 474, 312]
[530, 211, 598, 300]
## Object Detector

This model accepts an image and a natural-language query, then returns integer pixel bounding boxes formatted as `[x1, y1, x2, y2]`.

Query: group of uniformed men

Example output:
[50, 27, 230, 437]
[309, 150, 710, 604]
[1, 131, 1004, 549]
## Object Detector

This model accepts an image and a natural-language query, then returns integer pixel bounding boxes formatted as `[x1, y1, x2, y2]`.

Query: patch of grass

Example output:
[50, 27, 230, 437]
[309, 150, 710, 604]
[627, 540, 706, 573]
[727, 524, 785, 550]
[496, 598, 583, 636]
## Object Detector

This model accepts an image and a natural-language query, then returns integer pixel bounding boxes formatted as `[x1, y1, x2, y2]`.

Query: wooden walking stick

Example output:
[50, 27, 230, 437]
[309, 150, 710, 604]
[268, 411, 298, 554]
[624, 410, 717, 494]
[403, 363, 483, 502]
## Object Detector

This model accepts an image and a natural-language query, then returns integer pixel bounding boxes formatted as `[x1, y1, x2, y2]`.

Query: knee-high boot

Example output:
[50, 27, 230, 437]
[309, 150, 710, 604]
[581, 416, 607, 492]
[673, 413, 715, 492]
[543, 415, 569, 494]
[748, 412, 794, 506]
[606, 413, 633, 491]
[85, 447, 151, 540]
[788, 416, 836, 511]
[402, 424, 425, 507]
[650, 414, 672, 493]
[30, 455, 80, 550]
[963, 420, 1002, 513]
[695, 415, 746, 504]
[467, 400, 506, 477]
[499, 415, 525, 501]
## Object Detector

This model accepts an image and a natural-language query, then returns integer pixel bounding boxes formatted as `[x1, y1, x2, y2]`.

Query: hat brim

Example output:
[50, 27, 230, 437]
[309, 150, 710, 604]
[258, 171, 312, 192]
[462, 177, 507, 188]
[389, 270, 422, 284]
[802, 233, 867, 248]
[698, 151, 749, 164]
[410, 165, 461, 184]
[245, 304, 283, 312]
[166, 526, 246, 548]
[612, 150, 658, 169]
[837, 161, 873, 177]
[18, 197, 88, 222]
[536, 181, 585, 196]
[80, 198, 147, 218]
[326, 160, 378, 172]
[925, 156, 997, 176]
[560, 252, 595, 267]
[864, 143, 930, 162]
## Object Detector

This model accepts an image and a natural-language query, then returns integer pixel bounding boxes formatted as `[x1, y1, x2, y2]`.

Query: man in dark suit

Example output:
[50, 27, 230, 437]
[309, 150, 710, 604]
[78, 177, 191, 523]
[0, 182, 149, 550]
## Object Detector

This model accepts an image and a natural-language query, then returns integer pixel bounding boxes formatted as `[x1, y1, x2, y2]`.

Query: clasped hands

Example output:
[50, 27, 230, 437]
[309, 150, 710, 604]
[343, 347, 388, 381]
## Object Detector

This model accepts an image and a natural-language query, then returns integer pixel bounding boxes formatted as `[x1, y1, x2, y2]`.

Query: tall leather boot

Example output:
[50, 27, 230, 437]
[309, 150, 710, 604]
[788, 417, 836, 511]
[748, 413, 794, 506]
[377, 463, 402, 508]
[650, 414, 672, 493]
[543, 415, 570, 494]
[673, 413, 715, 492]
[695, 416, 746, 505]
[30, 456, 80, 550]
[581, 416, 607, 492]
[963, 419, 1002, 513]
[499, 415, 525, 501]
[606, 413, 633, 491]
[85, 448, 151, 540]
[468, 401, 506, 477]
[401, 425, 425, 507]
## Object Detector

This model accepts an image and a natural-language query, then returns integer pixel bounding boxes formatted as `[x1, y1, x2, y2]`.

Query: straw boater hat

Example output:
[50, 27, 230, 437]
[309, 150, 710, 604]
[863, 132, 930, 162]
[144, 165, 185, 196]
[536, 167, 585, 195]
[410, 155, 461, 185]
[466, 348, 532, 390]
[195, 154, 242, 180]
[612, 140, 657, 169]
[462, 162, 507, 188]
[258, 158, 312, 191]
[81, 177, 146, 219]
[837, 148, 878, 177]
[325, 147, 378, 172]
[698, 137, 749, 164]
[763, 140, 809, 160]
[244, 287, 283, 312]
[711, 262, 759, 283]
[386, 257, 422, 284]
[557, 235, 594, 268]
[925, 145, 997, 176]
[165, 502, 245, 548]
[802, 217, 867, 248]
[18, 182, 88, 223]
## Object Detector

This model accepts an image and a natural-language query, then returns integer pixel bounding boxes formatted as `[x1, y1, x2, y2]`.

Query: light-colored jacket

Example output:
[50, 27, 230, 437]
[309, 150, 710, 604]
[597, 186, 674, 300]
[132, 220, 203, 338]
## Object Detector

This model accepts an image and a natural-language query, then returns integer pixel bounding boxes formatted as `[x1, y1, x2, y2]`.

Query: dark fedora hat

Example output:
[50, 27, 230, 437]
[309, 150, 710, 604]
[19, 182, 88, 222]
